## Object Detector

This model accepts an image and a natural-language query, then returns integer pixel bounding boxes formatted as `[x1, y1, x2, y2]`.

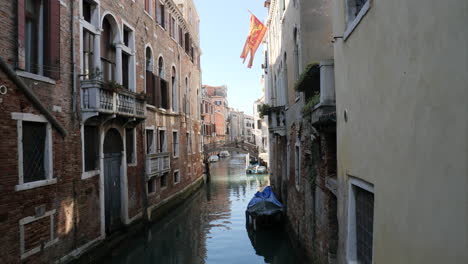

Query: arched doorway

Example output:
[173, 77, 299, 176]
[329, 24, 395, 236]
[103, 128, 123, 233]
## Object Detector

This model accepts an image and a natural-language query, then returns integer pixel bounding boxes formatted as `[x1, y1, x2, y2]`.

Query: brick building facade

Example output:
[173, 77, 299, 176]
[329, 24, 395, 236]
[0, 0, 203, 262]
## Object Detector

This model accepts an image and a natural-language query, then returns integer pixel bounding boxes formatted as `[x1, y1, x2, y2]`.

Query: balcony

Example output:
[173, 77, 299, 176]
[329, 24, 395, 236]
[145, 152, 171, 179]
[267, 106, 286, 136]
[298, 60, 336, 125]
[81, 79, 146, 121]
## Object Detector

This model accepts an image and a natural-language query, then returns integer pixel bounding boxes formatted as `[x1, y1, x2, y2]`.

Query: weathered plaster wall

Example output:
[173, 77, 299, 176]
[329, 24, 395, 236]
[333, 0, 468, 262]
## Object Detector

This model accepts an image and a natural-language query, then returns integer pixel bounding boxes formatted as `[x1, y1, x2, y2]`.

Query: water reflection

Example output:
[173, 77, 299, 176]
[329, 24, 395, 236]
[102, 154, 302, 264]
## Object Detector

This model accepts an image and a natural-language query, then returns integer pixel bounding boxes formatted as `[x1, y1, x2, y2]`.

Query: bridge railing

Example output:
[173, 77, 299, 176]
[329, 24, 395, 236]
[203, 140, 259, 156]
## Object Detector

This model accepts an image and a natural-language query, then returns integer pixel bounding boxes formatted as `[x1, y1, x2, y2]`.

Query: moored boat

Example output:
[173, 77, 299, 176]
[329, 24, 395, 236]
[246, 186, 283, 230]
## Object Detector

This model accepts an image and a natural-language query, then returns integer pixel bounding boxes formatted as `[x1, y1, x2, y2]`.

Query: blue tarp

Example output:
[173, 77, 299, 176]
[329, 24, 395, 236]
[247, 186, 283, 209]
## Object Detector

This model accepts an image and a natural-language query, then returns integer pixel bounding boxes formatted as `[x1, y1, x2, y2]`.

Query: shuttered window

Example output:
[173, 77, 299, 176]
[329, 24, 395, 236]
[172, 131, 179, 157]
[84, 126, 99, 172]
[18, 0, 60, 79]
[126, 128, 135, 164]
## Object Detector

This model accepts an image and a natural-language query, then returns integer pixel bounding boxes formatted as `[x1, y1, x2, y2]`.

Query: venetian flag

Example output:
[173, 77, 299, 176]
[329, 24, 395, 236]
[240, 14, 267, 68]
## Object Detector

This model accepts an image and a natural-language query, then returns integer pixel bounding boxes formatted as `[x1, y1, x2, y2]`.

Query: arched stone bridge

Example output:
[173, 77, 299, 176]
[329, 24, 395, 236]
[203, 140, 259, 158]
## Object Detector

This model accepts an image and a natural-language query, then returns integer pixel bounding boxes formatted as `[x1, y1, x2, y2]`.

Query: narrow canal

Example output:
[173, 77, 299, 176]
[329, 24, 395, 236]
[102, 154, 302, 264]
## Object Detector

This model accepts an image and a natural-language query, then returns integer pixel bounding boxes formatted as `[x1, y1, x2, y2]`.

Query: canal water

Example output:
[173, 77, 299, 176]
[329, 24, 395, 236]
[103, 154, 303, 264]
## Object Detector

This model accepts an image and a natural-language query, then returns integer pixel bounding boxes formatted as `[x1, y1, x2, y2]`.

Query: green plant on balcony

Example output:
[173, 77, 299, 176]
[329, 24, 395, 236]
[258, 103, 271, 118]
[105, 80, 125, 91]
[302, 92, 320, 114]
[294, 62, 320, 93]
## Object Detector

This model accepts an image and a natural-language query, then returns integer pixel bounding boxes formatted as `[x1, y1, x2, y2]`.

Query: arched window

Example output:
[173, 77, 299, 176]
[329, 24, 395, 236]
[145, 46, 153, 93]
[158, 56, 165, 79]
[293, 27, 300, 79]
[101, 15, 118, 82]
[184, 77, 189, 114]
[283, 52, 288, 106]
[171, 67, 178, 112]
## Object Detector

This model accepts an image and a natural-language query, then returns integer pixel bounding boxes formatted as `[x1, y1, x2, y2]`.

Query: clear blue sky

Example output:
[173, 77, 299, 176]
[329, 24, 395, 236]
[194, 0, 267, 115]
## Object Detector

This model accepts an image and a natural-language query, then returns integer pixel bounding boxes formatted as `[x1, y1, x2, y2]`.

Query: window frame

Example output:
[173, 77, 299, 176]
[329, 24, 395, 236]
[172, 130, 179, 158]
[12, 113, 56, 191]
[343, 0, 371, 40]
[158, 127, 167, 153]
[147, 177, 156, 195]
[173, 170, 180, 184]
[294, 141, 301, 191]
[126, 127, 137, 166]
[82, 124, 100, 179]
[146, 127, 156, 154]
[347, 177, 374, 264]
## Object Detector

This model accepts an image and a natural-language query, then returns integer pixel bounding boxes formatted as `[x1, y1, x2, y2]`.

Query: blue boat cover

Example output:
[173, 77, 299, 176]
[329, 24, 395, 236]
[247, 186, 283, 209]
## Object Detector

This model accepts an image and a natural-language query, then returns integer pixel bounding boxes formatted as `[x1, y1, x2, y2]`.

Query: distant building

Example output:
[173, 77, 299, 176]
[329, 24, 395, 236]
[201, 85, 228, 142]
[253, 96, 269, 165]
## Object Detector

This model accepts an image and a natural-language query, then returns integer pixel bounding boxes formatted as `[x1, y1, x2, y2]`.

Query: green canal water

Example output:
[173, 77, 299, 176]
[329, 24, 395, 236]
[103, 154, 304, 264]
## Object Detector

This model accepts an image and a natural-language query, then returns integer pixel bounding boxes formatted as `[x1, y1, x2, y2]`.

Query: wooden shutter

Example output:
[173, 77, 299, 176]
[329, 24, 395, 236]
[17, 0, 26, 70]
[161, 79, 168, 109]
[154, 74, 161, 108]
[145, 0, 150, 13]
[46, 0, 61, 79]
[146, 71, 154, 105]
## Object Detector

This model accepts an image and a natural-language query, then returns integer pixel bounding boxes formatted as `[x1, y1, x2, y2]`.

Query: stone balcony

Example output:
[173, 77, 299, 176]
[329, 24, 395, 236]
[268, 106, 286, 136]
[145, 152, 171, 179]
[303, 60, 336, 125]
[81, 79, 146, 121]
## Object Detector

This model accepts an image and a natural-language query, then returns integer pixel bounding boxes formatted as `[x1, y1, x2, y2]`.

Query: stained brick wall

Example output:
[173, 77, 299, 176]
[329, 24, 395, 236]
[0, 0, 203, 262]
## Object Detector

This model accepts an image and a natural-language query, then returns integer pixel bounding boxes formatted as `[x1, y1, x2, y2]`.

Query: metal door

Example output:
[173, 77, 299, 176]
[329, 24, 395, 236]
[103, 128, 123, 233]
[104, 153, 122, 233]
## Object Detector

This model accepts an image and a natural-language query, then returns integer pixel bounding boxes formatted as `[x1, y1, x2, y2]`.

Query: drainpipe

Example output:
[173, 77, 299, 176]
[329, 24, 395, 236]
[71, 0, 77, 115]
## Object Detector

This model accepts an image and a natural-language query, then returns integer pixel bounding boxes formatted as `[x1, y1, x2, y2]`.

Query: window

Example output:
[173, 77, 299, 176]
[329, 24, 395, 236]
[215, 101, 221, 106]
[186, 132, 191, 153]
[158, 129, 166, 152]
[126, 128, 136, 164]
[171, 67, 178, 112]
[257, 120, 262, 129]
[82, 29, 95, 79]
[84, 125, 99, 172]
[83, 0, 92, 22]
[21, 0, 60, 79]
[178, 26, 183, 45]
[173, 170, 180, 184]
[184, 33, 190, 53]
[12, 113, 55, 191]
[294, 144, 300, 188]
[157, 2, 165, 28]
[170, 17, 176, 39]
[101, 16, 117, 82]
[147, 177, 156, 194]
[146, 129, 155, 154]
[172, 131, 179, 157]
[347, 179, 374, 264]
[344, 0, 370, 39]
[144, 0, 152, 15]
[122, 52, 130, 89]
[160, 173, 167, 188]
[188, 8, 192, 24]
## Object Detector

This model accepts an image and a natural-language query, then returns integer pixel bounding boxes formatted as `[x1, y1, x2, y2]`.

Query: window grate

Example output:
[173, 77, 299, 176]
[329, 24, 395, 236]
[23, 122, 47, 183]
[355, 186, 374, 264]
